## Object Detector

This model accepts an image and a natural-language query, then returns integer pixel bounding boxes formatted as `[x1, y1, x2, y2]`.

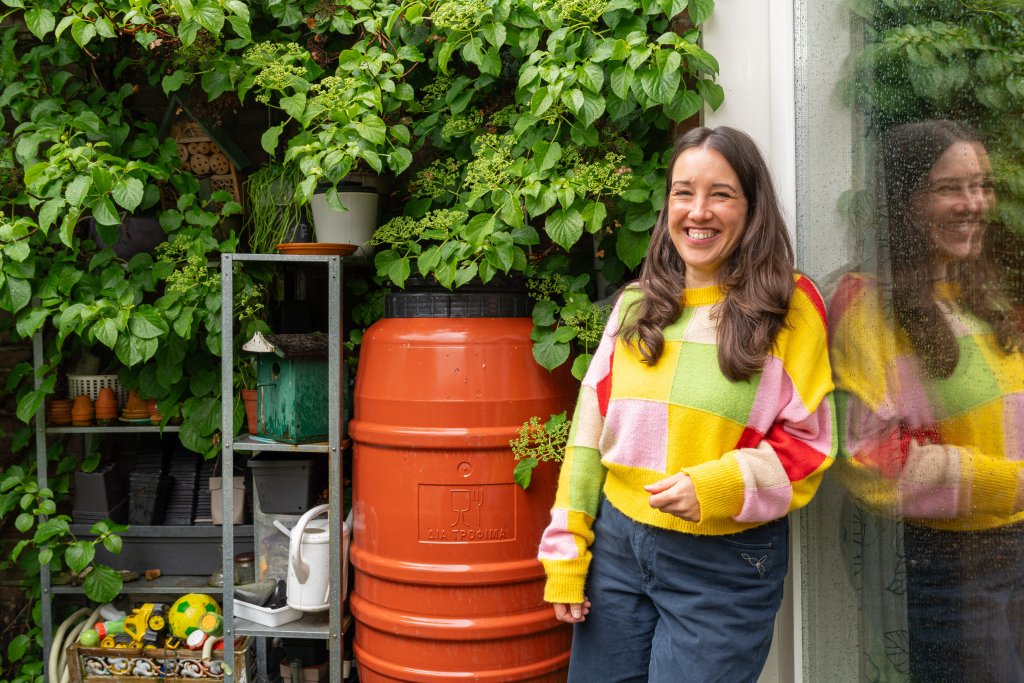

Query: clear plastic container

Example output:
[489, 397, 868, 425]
[253, 486, 301, 583]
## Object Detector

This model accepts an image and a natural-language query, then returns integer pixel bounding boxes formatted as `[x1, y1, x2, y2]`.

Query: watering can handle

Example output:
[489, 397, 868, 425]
[289, 504, 330, 585]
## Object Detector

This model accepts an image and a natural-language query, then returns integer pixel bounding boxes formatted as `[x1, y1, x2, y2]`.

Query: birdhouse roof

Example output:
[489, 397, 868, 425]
[261, 333, 329, 360]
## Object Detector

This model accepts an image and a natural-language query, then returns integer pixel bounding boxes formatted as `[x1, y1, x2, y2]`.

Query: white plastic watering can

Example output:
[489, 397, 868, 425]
[273, 504, 330, 612]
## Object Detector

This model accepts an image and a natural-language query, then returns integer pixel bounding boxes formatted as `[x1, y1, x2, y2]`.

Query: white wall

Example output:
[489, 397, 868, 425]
[702, 0, 796, 244]
[702, 3, 798, 681]
[703, 2, 861, 682]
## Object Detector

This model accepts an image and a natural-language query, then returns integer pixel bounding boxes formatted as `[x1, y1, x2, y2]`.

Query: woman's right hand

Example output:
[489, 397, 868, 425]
[552, 598, 591, 624]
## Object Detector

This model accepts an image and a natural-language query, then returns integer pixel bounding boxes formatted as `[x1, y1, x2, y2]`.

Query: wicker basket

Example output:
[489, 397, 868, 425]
[67, 374, 128, 409]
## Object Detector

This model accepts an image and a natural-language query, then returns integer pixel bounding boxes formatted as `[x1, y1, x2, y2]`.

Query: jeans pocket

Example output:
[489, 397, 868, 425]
[717, 518, 784, 550]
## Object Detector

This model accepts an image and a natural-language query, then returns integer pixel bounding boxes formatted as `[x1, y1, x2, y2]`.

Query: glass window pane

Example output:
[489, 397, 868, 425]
[798, 2, 1024, 681]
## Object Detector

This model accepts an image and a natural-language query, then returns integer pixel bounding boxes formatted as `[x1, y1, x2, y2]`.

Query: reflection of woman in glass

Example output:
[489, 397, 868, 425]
[830, 120, 1024, 682]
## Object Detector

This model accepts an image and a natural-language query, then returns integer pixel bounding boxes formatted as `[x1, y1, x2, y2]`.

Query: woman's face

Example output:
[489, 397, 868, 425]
[666, 146, 749, 289]
[910, 140, 989, 268]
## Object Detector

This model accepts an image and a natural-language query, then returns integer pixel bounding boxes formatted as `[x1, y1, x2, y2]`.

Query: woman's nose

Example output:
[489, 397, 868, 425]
[688, 196, 712, 220]
[963, 185, 987, 214]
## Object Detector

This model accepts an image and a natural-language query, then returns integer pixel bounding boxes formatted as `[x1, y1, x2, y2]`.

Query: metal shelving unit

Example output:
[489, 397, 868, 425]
[32, 345, 199, 678]
[219, 252, 345, 682]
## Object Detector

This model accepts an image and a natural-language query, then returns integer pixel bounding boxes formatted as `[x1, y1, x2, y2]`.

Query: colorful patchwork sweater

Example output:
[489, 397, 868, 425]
[539, 276, 837, 603]
[830, 273, 1024, 532]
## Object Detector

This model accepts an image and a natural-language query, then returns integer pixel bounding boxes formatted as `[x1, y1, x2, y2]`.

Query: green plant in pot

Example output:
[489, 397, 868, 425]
[245, 162, 311, 252]
[242, 37, 420, 251]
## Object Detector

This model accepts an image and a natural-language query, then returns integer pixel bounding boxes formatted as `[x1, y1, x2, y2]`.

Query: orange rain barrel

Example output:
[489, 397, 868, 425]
[349, 285, 575, 682]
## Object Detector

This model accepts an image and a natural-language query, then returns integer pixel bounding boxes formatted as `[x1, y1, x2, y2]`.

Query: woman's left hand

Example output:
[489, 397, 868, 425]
[645, 473, 701, 522]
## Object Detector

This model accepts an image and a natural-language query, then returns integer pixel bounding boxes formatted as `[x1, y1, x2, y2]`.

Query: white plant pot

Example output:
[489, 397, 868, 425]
[310, 189, 378, 257]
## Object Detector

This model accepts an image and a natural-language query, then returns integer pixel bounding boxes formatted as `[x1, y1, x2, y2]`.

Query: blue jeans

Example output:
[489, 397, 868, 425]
[905, 522, 1024, 683]
[568, 499, 788, 683]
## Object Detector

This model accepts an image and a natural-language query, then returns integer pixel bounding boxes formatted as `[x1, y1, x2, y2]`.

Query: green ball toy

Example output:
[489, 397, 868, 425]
[79, 629, 100, 647]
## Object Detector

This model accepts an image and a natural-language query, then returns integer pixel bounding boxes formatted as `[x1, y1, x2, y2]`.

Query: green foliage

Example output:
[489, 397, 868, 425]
[0, 1, 723, 675]
[1, 464, 126, 603]
[845, 0, 1024, 236]
[528, 264, 611, 375]
[510, 411, 571, 489]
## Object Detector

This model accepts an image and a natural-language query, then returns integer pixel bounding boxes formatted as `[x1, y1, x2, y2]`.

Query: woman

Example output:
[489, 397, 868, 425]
[830, 120, 1024, 681]
[538, 126, 836, 682]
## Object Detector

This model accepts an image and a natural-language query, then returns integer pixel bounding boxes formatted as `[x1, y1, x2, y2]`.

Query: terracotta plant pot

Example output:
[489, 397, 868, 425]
[47, 399, 73, 426]
[241, 389, 258, 435]
[147, 398, 163, 424]
[94, 387, 117, 423]
[121, 388, 149, 420]
[71, 395, 94, 426]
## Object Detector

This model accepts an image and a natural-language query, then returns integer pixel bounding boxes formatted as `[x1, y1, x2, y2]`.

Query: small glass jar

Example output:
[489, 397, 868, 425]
[233, 552, 256, 585]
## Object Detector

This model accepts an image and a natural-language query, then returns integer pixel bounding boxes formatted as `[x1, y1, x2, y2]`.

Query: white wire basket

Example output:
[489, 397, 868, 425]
[67, 374, 128, 409]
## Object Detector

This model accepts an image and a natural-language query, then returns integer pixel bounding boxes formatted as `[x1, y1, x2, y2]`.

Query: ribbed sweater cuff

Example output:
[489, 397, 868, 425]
[541, 558, 590, 604]
[683, 456, 745, 522]
[971, 455, 1019, 516]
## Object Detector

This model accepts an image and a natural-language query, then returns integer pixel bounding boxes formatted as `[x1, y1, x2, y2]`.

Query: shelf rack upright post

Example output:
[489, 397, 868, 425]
[219, 252, 345, 682]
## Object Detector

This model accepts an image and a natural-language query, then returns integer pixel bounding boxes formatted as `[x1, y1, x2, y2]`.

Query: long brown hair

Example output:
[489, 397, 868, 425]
[619, 126, 795, 381]
[881, 120, 1021, 377]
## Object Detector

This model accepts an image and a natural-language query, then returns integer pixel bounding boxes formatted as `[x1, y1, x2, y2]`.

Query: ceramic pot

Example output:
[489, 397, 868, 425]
[71, 395, 94, 426]
[94, 387, 117, 423]
[147, 398, 163, 424]
[241, 389, 258, 435]
[309, 187, 378, 256]
[122, 388, 149, 420]
[47, 399, 73, 426]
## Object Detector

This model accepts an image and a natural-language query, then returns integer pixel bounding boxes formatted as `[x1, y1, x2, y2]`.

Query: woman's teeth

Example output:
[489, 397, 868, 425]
[688, 229, 716, 240]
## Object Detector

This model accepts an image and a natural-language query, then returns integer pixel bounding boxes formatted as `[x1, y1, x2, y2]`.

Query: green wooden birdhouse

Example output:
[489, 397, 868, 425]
[243, 332, 329, 444]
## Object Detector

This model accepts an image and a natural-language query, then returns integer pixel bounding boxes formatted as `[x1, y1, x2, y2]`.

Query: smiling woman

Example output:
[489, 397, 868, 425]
[537, 126, 837, 682]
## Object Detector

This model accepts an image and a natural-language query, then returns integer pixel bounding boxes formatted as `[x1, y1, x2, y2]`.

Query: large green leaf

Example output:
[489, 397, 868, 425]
[533, 140, 562, 173]
[665, 89, 703, 121]
[112, 178, 145, 213]
[577, 90, 606, 126]
[83, 565, 122, 603]
[65, 540, 95, 573]
[114, 333, 159, 366]
[545, 207, 584, 251]
[687, 0, 714, 25]
[92, 317, 120, 348]
[162, 70, 190, 95]
[577, 63, 605, 92]
[24, 7, 55, 39]
[7, 632, 30, 662]
[513, 457, 539, 489]
[201, 66, 234, 101]
[129, 307, 169, 339]
[33, 518, 69, 544]
[582, 201, 607, 233]
[15, 307, 48, 339]
[3, 276, 32, 314]
[91, 198, 121, 227]
[616, 228, 650, 269]
[65, 175, 92, 208]
[531, 328, 573, 370]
